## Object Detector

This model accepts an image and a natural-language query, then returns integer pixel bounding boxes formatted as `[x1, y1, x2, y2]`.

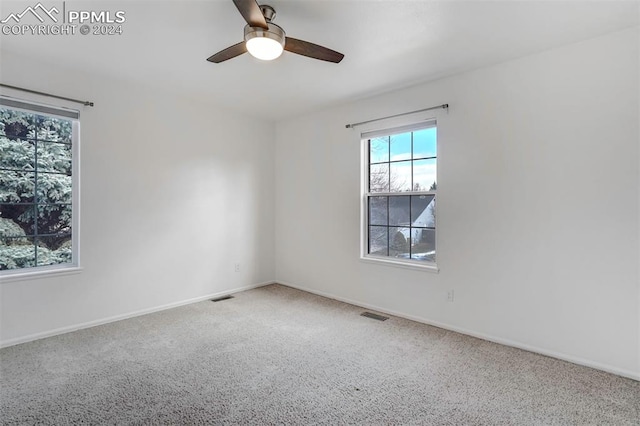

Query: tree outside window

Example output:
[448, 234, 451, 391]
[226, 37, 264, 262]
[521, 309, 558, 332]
[0, 106, 76, 271]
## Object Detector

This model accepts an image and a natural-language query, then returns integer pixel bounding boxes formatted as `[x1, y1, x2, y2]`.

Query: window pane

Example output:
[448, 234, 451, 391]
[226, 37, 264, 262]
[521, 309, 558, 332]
[37, 203, 72, 235]
[413, 127, 437, 159]
[389, 196, 410, 226]
[0, 106, 75, 273]
[37, 142, 72, 175]
[37, 116, 72, 144]
[0, 204, 35, 236]
[413, 159, 436, 192]
[411, 195, 435, 227]
[410, 228, 436, 262]
[368, 196, 388, 226]
[36, 235, 72, 266]
[390, 161, 411, 192]
[369, 226, 388, 256]
[0, 139, 35, 171]
[0, 170, 35, 203]
[0, 236, 35, 270]
[389, 227, 410, 258]
[36, 174, 72, 204]
[369, 137, 389, 163]
[364, 124, 436, 266]
[369, 163, 389, 192]
[390, 132, 411, 161]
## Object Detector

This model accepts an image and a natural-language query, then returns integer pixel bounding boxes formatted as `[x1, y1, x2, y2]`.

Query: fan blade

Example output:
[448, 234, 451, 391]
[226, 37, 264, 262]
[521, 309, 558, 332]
[233, 0, 268, 29]
[207, 41, 247, 63]
[284, 37, 344, 63]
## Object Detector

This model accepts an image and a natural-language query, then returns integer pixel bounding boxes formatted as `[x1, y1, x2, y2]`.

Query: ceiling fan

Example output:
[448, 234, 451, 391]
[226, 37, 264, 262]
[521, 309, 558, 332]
[207, 0, 344, 64]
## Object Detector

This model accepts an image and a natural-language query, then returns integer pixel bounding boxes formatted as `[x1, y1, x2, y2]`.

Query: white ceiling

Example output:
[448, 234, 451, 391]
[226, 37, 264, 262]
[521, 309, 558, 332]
[1, 0, 638, 121]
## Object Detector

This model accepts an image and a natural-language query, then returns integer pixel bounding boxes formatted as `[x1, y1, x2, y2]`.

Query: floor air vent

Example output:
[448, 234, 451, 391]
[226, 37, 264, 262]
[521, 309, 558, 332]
[360, 312, 388, 321]
[211, 295, 234, 302]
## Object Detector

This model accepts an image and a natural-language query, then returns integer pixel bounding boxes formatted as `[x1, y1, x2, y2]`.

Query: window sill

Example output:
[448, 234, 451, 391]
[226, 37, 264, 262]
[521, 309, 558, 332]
[0, 266, 83, 283]
[360, 255, 439, 273]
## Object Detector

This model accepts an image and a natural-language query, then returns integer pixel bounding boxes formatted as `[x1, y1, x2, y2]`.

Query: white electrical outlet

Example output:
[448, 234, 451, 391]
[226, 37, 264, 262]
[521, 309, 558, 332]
[235, 263, 240, 273]
[446, 290, 454, 302]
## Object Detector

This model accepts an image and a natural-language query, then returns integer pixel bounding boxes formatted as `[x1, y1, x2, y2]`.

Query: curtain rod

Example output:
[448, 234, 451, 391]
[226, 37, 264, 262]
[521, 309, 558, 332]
[345, 104, 448, 129]
[0, 83, 94, 107]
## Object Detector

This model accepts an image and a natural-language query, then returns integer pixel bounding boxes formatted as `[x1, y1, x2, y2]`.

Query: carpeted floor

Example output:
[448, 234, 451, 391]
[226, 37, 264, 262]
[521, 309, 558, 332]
[1, 284, 639, 425]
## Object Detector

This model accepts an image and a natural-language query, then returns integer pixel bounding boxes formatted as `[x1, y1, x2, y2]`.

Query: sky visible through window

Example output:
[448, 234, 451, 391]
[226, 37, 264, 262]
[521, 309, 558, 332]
[370, 127, 436, 192]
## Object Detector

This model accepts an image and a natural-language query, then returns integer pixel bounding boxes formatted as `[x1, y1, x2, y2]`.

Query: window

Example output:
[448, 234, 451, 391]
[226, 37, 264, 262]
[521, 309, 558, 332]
[0, 98, 79, 275]
[362, 122, 436, 267]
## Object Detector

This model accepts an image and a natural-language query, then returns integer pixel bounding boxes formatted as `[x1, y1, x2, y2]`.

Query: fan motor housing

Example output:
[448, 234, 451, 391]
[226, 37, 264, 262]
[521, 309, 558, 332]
[244, 23, 285, 47]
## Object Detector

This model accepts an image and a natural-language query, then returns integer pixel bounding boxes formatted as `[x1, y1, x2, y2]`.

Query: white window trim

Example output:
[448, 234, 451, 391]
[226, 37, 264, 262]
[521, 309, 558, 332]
[359, 119, 438, 272]
[0, 265, 83, 283]
[0, 97, 81, 282]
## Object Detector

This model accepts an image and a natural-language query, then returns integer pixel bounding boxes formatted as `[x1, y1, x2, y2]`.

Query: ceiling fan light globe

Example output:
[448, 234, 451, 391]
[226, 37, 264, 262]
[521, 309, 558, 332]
[244, 23, 285, 61]
[246, 37, 283, 60]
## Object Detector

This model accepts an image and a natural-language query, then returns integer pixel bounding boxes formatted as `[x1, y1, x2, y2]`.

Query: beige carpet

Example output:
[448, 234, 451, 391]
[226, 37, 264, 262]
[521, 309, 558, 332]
[1, 284, 639, 425]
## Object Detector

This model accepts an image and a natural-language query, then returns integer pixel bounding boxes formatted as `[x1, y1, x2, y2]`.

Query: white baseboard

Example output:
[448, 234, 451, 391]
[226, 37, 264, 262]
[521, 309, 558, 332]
[0, 281, 275, 349]
[276, 281, 640, 382]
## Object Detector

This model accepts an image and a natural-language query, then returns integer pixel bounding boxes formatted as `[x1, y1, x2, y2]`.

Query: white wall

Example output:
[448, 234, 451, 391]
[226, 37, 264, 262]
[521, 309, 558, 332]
[275, 27, 640, 379]
[0, 50, 275, 345]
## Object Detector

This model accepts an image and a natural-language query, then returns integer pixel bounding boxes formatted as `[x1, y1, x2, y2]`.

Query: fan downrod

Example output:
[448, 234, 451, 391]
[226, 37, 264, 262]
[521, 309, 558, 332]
[259, 5, 276, 22]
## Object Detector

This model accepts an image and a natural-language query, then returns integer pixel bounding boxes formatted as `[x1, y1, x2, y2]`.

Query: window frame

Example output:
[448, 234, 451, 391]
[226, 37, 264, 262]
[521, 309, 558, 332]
[360, 120, 438, 272]
[0, 97, 82, 282]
